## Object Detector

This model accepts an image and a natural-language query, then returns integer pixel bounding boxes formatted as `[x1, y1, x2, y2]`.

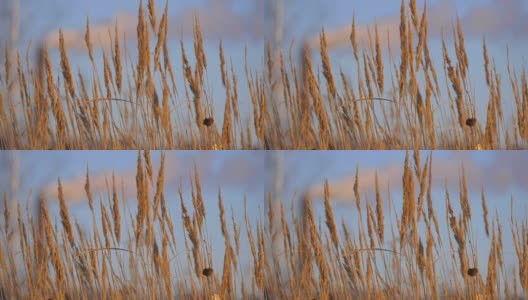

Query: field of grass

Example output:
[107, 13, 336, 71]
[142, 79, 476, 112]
[0, 0, 526, 149]
[281, 152, 528, 299]
[1, 151, 260, 299]
[0, 150, 527, 299]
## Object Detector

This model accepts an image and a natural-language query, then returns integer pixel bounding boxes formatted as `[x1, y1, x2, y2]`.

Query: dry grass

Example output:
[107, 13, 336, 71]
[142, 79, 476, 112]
[0, 151, 262, 299]
[0, 1, 527, 149]
[1, 150, 527, 299]
[265, 150, 527, 299]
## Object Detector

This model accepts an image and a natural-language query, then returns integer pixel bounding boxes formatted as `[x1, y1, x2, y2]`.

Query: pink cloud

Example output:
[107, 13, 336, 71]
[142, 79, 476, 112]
[43, 0, 263, 50]
[42, 153, 180, 203]
[307, 152, 528, 202]
[303, 0, 527, 51]
[42, 152, 264, 203]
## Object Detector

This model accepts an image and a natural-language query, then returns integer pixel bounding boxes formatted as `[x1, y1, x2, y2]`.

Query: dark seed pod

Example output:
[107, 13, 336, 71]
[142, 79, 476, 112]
[203, 118, 214, 127]
[465, 118, 477, 127]
[467, 267, 478, 277]
[202, 267, 213, 277]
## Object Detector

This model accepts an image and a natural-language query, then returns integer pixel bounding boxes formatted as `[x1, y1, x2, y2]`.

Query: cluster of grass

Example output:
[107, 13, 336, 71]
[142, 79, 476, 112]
[266, 151, 527, 299]
[1, 151, 527, 299]
[0, 151, 261, 299]
[0, 0, 526, 149]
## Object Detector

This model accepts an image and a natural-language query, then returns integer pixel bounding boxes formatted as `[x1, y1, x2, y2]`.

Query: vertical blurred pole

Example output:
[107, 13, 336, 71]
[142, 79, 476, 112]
[265, 0, 284, 148]
[265, 150, 284, 284]
[10, 0, 19, 49]
[0, 151, 19, 253]
[9, 151, 18, 249]
[271, 0, 284, 253]
[1, 0, 20, 136]
[0, 0, 19, 74]
[272, 0, 283, 73]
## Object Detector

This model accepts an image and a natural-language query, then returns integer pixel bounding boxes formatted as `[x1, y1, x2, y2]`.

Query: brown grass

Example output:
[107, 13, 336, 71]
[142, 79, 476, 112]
[0, 1, 527, 149]
[265, 150, 527, 299]
[1, 151, 527, 299]
[0, 151, 265, 299]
